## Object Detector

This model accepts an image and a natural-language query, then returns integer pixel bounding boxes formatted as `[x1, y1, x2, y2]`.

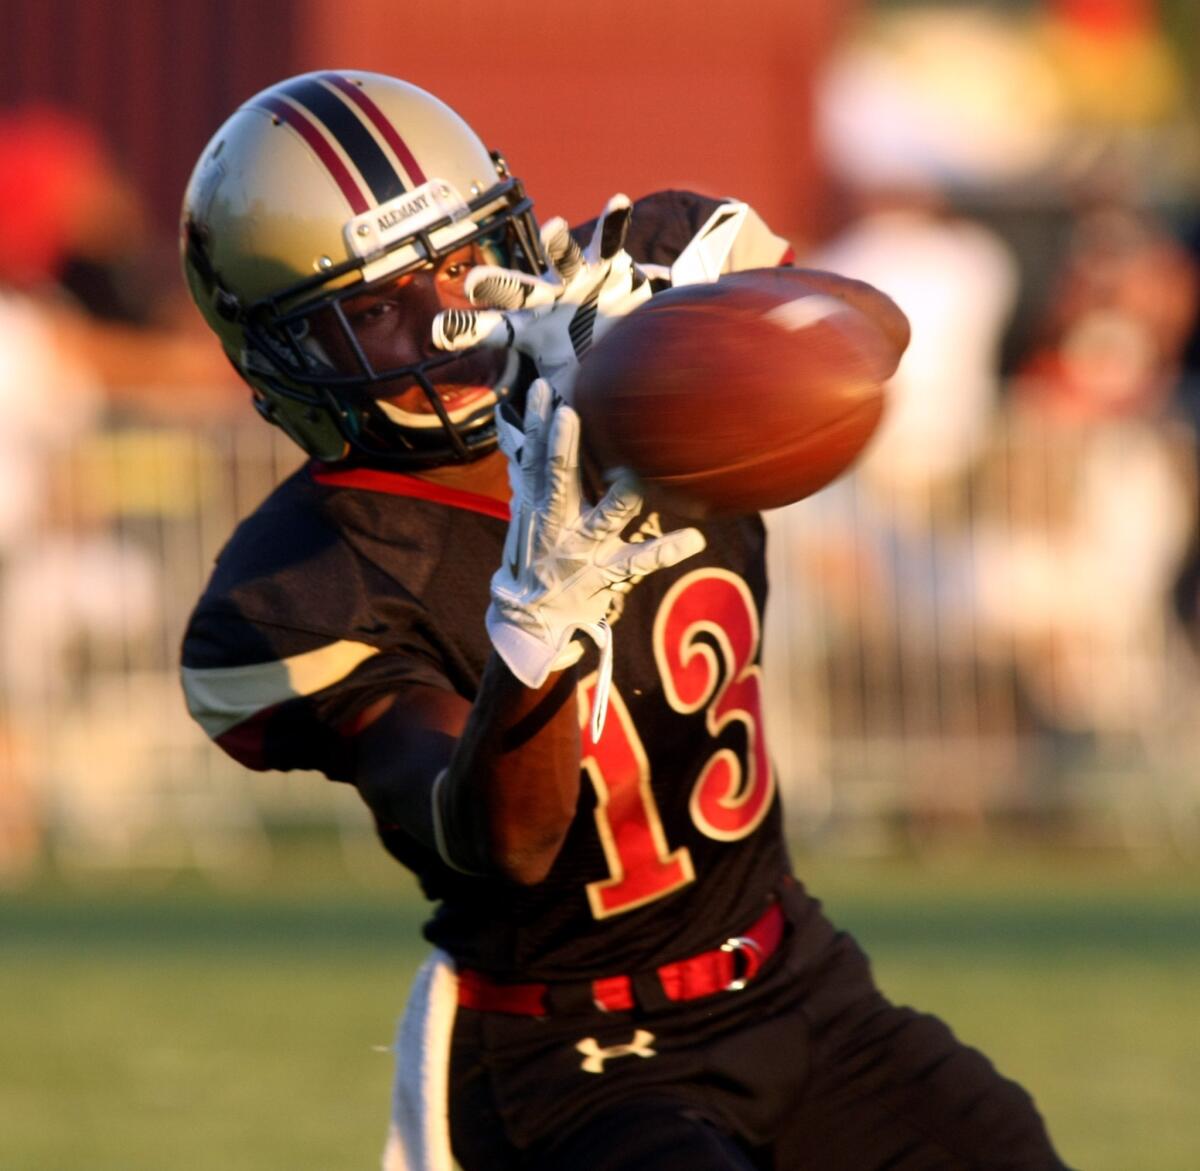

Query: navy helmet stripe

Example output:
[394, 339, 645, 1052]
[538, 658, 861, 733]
[278, 77, 406, 206]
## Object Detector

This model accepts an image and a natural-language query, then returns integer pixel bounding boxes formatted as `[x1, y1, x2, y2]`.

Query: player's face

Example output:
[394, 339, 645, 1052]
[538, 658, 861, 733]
[310, 239, 510, 429]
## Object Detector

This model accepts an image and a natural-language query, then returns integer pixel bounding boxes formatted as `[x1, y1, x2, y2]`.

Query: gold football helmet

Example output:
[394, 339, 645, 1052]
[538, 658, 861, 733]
[180, 71, 544, 465]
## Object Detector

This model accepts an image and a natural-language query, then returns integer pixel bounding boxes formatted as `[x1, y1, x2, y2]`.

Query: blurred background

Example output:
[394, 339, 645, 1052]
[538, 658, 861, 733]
[1, 1, 1198, 1169]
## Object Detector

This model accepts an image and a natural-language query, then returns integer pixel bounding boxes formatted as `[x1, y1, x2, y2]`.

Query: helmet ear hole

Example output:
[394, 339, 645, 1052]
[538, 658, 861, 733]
[214, 289, 241, 321]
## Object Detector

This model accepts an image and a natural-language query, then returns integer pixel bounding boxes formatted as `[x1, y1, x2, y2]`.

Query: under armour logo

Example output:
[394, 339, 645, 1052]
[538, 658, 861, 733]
[575, 1029, 657, 1074]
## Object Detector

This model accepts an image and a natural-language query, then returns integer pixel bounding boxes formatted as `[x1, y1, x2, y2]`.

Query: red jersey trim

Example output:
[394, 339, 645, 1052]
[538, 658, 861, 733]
[310, 463, 511, 521]
[214, 708, 272, 772]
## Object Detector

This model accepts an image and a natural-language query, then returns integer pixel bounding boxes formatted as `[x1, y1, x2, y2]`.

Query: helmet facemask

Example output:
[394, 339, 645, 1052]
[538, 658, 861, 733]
[241, 168, 543, 466]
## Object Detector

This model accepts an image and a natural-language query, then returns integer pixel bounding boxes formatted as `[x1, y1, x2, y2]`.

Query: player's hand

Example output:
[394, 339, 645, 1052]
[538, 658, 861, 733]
[431, 194, 654, 398]
[487, 379, 705, 704]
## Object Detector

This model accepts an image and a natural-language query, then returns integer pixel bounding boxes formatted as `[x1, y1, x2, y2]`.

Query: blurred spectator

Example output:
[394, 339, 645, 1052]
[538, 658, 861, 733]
[0, 106, 239, 875]
[811, 6, 1024, 505]
[763, 2, 1200, 841]
[973, 409, 1194, 740]
[0, 276, 108, 877]
[1013, 202, 1200, 421]
[812, 187, 1019, 504]
[0, 105, 243, 417]
[975, 199, 1199, 746]
[803, 4, 1025, 647]
[1169, 216, 1200, 647]
[799, 188, 1020, 826]
[759, 11, 1034, 835]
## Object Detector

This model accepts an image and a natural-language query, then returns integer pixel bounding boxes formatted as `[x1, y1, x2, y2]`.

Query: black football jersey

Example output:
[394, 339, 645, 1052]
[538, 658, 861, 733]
[182, 190, 797, 980]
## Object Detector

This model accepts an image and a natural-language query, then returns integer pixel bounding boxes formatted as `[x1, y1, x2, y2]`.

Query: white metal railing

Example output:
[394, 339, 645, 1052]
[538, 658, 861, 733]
[763, 406, 1200, 853]
[2, 404, 1198, 874]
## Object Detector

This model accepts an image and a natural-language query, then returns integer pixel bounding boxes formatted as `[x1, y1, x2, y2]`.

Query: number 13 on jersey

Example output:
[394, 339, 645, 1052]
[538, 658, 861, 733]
[580, 568, 776, 919]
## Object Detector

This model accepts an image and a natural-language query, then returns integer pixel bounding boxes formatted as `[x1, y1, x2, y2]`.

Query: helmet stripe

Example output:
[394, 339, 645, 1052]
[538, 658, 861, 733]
[278, 76, 406, 206]
[255, 95, 370, 215]
[321, 73, 428, 187]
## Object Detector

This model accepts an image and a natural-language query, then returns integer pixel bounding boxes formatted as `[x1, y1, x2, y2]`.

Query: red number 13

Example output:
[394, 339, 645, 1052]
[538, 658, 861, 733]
[580, 569, 775, 918]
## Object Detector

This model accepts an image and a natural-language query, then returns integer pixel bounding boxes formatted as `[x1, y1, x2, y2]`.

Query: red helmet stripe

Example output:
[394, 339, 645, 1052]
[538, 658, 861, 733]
[321, 73, 428, 187]
[255, 95, 370, 215]
[280, 77, 405, 205]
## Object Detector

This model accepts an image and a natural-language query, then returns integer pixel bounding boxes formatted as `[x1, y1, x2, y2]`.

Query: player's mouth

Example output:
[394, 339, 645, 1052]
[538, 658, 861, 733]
[379, 383, 498, 428]
[375, 347, 514, 429]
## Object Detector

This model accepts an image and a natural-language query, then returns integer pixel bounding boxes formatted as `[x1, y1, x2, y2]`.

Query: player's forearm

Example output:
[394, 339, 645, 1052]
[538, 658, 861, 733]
[441, 652, 581, 884]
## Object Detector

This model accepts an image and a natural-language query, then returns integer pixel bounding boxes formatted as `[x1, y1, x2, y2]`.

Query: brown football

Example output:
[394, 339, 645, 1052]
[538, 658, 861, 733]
[573, 267, 907, 518]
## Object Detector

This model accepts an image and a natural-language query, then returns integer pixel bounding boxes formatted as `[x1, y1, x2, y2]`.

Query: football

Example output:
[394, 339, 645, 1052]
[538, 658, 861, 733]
[573, 267, 908, 518]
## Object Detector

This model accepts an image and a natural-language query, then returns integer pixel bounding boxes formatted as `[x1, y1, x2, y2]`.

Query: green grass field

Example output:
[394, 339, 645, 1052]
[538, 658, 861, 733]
[2, 842, 1197, 1171]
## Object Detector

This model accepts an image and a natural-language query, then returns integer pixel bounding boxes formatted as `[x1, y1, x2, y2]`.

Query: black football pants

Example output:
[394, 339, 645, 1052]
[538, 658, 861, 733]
[449, 894, 1074, 1170]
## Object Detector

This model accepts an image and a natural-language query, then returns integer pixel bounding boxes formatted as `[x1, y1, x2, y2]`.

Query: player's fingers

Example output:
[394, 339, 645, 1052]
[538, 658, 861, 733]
[540, 217, 585, 284]
[465, 265, 560, 310]
[497, 397, 540, 580]
[539, 403, 582, 546]
[585, 473, 645, 539]
[610, 527, 707, 579]
[522, 378, 554, 462]
[495, 400, 525, 463]
[529, 378, 565, 492]
[586, 193, 633, 264]
[431, 307, 511, 352]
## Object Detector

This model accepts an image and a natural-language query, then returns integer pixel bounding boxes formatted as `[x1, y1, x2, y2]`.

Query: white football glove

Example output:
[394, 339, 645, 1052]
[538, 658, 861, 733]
[433, 194, 652, 399]
[488, 378, 705, 732]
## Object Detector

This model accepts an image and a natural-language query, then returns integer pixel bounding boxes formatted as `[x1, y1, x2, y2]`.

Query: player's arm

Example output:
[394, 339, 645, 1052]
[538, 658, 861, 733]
[182, 604, 581, 883]
[352, 654, 582, 885]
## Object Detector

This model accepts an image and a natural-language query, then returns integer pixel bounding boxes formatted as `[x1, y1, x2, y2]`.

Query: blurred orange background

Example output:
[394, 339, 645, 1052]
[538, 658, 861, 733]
[0, 0, 858, 249]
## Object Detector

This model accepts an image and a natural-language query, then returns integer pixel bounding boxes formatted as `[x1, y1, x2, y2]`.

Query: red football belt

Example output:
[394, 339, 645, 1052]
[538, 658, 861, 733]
[457, 901, 785, 1016]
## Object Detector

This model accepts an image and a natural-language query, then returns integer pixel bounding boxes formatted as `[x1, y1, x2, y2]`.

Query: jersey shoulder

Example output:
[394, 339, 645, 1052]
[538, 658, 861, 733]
[575, 189, 794, 272]
[181, 465, 486, 776]
[188, 463, 462, 661]
[186, 467, 367, 666]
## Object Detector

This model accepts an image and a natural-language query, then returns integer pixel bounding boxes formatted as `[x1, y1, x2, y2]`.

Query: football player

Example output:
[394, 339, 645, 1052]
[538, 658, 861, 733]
[179, 71, 1073, 1171]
